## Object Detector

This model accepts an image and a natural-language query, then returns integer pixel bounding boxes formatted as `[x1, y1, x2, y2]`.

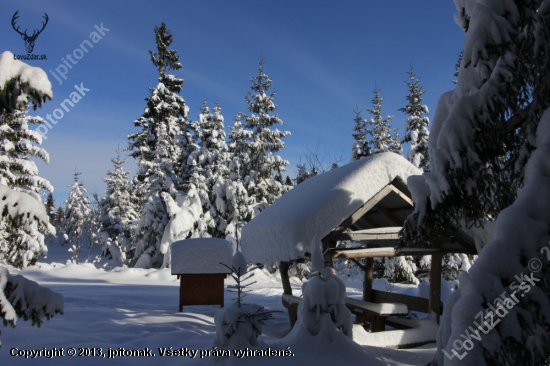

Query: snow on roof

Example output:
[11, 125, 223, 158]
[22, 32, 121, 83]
[241, 152, 422, 264]
[170, 238, 233, 274]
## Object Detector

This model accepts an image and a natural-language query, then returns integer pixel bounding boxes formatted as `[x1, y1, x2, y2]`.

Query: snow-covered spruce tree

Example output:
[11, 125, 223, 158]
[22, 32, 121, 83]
[53, 206, 65, 241]
[62, 171, 91, 264]
[397, 2, 550, 365]
[390, 127, 402, 155]
[212, 251, 279, 349]
[44, 193, 58, 248]
[85, 193, 102, 262]
[128, 22, 193, 268]
[45, 193, 55, 224]
[185, 99, 231, 238]
[238, 59, 291, 212]
[364, 87, 401, 155]
[295, 162, 317, 185]
[289, 235, 352, 338]
[350, 107, 371, 161]
[98, 149, 138, 265]
[0, 266, 64, 347]
[284, 175, 293, 186]
[0, 51, 55, 268]
[400, 66, 430, 171]
[225, 116, 255, 249]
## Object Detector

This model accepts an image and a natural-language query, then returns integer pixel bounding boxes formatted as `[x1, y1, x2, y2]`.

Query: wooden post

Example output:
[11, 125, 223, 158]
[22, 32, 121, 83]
[363, 257, 373, 302]
[429, 242, 443, 323]
[362, 243, 374, 331]
[279, 261, 297, 326]
[280, 261, 292, 295]
[322, 238, 337, 269]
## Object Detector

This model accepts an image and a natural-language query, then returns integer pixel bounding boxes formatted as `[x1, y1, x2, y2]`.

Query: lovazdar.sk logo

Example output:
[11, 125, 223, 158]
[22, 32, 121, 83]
[11, 10, 48, 60]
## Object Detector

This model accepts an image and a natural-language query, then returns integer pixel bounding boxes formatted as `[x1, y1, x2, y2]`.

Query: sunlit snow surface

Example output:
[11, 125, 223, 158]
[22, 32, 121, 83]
[1, 244, 436, 365]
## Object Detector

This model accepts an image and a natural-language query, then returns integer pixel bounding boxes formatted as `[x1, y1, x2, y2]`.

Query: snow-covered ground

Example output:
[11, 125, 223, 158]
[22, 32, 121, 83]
[1, 244, 436, 365]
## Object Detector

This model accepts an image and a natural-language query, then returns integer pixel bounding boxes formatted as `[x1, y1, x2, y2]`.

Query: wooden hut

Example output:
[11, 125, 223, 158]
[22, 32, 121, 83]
[241, 152, 475, 331]
[170, 238, 233, 311]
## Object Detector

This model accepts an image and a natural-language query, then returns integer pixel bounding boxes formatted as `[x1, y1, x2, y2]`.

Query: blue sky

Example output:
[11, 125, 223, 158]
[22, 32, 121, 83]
[1, 0, 465, 204]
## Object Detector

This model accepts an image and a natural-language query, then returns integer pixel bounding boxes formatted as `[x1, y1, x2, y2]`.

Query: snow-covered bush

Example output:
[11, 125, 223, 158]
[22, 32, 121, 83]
[293, 236, 352, 338]
[383, 256, 419, 285]
[212, 251, 278, 348]
[0, 266, 64, 347]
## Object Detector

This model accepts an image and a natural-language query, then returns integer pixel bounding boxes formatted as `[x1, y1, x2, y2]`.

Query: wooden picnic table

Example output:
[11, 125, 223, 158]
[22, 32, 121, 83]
[282, 294, 408, 332]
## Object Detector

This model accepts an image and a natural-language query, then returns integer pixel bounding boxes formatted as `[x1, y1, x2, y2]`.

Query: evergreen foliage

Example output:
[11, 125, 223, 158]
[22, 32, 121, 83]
[400, 66, 430, 170]
[186, 99, 231, 238]
[0, 54, 54, 268]
[364, 88, 401, 156]
[402, 2, 550, 365]
[62, 171, 90, 264]
[0, 110, 52, 198]
[350, 107, 370, 161]
[128, 22, 192, 268]
[452, 50, 463, 85]
[0, 266, 64, 347]
[295, 162, 317, 185]
[45, 193, 55, 224]
[284, 176, 293, 186]
[213, 251, 278, 348]
[225, 116, 255, 249]
[238, 59, 290, 211]
[99, 150, 138, 264]
[54, 207, 65, 231]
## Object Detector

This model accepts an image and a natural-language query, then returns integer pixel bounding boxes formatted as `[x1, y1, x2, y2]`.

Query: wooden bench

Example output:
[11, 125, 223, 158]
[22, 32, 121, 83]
[282, 294, 408, 332]
[343, 296, 408, 332]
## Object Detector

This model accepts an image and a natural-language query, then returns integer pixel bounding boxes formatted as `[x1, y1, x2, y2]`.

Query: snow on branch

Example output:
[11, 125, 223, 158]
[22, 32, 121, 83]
[0, 51, 52, 113]
[0, 266, 64, 348]
[0, 184, 52, 232]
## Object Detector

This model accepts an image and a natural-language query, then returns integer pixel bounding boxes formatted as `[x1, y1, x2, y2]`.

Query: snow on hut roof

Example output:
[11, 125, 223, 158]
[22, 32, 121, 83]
[241, 152, 422, 264]
[170, 238, 233, 274]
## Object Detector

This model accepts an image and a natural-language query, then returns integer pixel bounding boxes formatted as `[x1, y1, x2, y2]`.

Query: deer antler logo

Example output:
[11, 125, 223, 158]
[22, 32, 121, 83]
[11, 11, 49, 54]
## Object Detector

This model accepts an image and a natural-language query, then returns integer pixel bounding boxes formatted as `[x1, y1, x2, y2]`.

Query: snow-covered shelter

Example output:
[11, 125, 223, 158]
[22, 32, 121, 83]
[242, 152, 475, 328]
[170, 238, 233, 311]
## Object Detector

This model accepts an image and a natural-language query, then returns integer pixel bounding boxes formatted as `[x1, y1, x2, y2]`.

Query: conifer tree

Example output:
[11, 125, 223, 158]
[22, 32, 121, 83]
[295, 162, 317, 185]
[364, 87, 401, 155]
[62, 171, 90, 264]
[350, 107, 370, 161]
[45, 193, 56, 226]
[55, 206, 64, 229]
[390, 128, 403, 155]
[128, 22, 192, 268]
[284, 176, 293, 186]
[238, 59, 290, 211]
[185, 99, 231, 238]
[404, 2, 550, 364]
[227, 115, 251, 184]
[225, 115, 255, 248]
[400, 66, 430, 170]
[0, 52, 55, 268]
[99, 149, 138, 264]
